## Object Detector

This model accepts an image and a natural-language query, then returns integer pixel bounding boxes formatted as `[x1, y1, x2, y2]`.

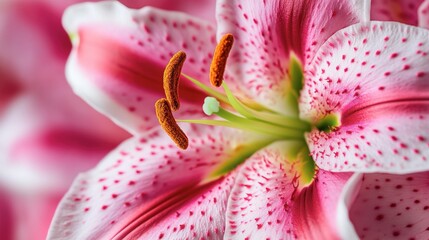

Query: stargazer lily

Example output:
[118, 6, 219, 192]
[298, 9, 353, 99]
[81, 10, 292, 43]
[49, 0, 429, 239]
[0, 0, 216, 239]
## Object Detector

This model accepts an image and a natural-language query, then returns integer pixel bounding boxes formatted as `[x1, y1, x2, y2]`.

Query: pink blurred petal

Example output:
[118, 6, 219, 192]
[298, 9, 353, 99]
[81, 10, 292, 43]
[371, 0, 424, 25]
[63, 2, 217, 134]
[216, 0, 367, 112]
[0, 68, 21, 113]
[419, 0, 429, 28]
[0, 95, 129, 193]
[8, 192, 63, 240]
[301, 21, 429, 173]
[349, 172, 429, 239]
[0, 188, 13, 240]
[48, 125, 244, 239]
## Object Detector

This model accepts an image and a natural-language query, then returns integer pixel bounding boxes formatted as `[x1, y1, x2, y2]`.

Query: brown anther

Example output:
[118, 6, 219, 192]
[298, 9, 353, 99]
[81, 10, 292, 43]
[210, 33, 234, 87]
[163, 51, 187, 111]
[155, 98, 189, 149]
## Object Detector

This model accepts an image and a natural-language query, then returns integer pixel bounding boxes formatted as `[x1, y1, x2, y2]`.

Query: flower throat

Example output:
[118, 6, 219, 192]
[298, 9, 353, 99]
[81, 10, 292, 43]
[154, 34, 338, 184]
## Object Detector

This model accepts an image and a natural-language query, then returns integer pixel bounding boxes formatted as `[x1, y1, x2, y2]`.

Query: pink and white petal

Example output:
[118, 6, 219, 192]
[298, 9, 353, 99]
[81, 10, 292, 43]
[132, 174, 235, 240]
[48, 125, 243, 239]
[370, 0, 424, 25]
[292, 170, 353, 239]
[301, 22, 429, 173]
[63, 1, 216, 134]
[419, 0, 429, 28]
[223, 144, 298, 239]
[216, 0, 367, 112]
[120, 0, 216, 23]
[347, 172, 429, 239]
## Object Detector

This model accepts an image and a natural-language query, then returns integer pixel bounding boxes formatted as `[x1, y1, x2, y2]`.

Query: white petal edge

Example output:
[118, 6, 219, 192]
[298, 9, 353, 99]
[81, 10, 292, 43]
[336, 173, 362, 240]
[66, 50, 143, 135]
[63, 1, 146, 135]
[63, 1, 133, 45]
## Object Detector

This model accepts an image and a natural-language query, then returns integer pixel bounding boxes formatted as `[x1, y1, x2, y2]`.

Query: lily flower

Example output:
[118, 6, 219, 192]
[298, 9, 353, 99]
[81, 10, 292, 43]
[0, 1, 129, 239]
[50, 0, 429, 239]
[0, 0, 215, 239]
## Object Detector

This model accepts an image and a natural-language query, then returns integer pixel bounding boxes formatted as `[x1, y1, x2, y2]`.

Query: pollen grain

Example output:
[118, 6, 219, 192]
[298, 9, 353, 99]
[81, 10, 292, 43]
[163, 51, 186, 111]
[155, 98, 189, 149]
[210, 33, 234, 87]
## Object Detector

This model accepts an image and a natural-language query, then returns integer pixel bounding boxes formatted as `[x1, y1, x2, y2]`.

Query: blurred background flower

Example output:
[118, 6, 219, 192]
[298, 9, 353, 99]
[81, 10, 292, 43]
[0, 0, 214, 239]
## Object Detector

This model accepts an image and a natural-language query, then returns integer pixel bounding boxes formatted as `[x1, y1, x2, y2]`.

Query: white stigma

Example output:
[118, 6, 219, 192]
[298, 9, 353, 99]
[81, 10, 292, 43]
[202, 97, 220, 116]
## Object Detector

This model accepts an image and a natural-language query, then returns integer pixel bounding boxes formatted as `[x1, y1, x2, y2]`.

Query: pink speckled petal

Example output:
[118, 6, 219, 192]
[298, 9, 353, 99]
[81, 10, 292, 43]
[293, 170, 352, 239]
[63, 2, 217, 134]
[224, 146, 352, 239]
[126, 174, 235, 240]
[301, 22, 429, 173]
[347, 172, 429, 239]
[48, 125, 242, 239]
[419, 0, 429, 28]
[224, 146, 298, 239]
[371, 0, 424, 25]
[216, 0, 367, 112]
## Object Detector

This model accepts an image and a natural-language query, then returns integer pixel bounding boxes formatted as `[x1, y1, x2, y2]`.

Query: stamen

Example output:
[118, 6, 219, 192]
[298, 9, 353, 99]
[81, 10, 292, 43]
[163, 51, 186, 111]
[210, 34, 234, 87]
[155, 98, 188, 149]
